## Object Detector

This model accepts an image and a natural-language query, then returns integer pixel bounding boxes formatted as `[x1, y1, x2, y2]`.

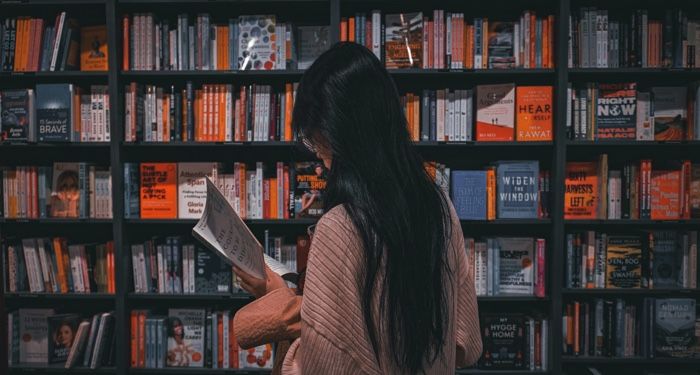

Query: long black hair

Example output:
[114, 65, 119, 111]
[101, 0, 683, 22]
[292, 42, 452, 373]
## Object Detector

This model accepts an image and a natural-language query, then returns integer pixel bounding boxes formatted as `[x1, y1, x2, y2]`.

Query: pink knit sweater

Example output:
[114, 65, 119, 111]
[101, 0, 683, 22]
[234, 203, 482, 374]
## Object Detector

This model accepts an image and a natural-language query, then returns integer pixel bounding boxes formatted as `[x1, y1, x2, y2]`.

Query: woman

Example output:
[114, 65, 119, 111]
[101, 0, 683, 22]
[167, 317, 195, 367]
[233, 42, 482, 374]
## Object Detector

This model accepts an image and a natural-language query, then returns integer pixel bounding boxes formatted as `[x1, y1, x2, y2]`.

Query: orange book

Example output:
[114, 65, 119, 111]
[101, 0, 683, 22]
[340, 18, 348, 42]
[516, 86, 553, 141]
[123, 15, 130, 70]
[107, 241, 115, 293]
[239, 163, 247, 219]
[195, 89, 203, 141]
[348, 17, 355, 42]
[140, 163, 178, 218]
[284, 83, 293, 141]
[565, 162, 599, 219]
[13, 18, 24, 71]
[163, 94, 170, 142]
[573, 302, 580, 355]
[529, 13, 536, 68]
[219, 85, 226, 141]
[229, 315, 239, 368]
[481, 18, 488, 69]
[566, 304, 574, 350]
[217, 313, 224, 367]
[542, 18, 548, 69]
[283, 166, 290, 219]
[548, 15, 555, 67]
[52, 237, 69, 293]
[651, 169, 681, 220]
[80, 25, 109, 71]
[138, 311, 146, 367]
[466, 24, 474, 69]
[681, 160, 691, 219]
[27, 19, 38, 71]
[270, 177, 278, 219]
[263, 178, 271, 219]
[130, 311, 139, 367]
[486, 167, 496, 220]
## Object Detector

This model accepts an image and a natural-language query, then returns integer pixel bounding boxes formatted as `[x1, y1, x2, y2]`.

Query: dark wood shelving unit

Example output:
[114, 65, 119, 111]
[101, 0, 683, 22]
[1, 0, 698, 374]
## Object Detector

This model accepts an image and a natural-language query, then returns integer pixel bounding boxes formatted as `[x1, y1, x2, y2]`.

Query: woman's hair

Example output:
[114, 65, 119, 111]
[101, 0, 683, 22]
[293, 42, 452, 373]
[168, 317, 183, 336]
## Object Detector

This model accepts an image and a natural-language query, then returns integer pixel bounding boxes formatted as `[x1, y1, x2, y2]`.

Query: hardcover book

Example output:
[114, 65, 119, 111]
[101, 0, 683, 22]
[167, 309, 205, 367]
[515, 86, 553, 141]
[652, 231, 681, 289]
[476, 83, 515, 141]
[480, 314, 525, 369]
[36, 84, 73, 142]
[80, 25, 108, 71]
[564, 162, 599, 219]
[19, 308, 55, 363]
[239, 343, 274, 369]
[194, 246, 231, 293]
[596, 83, 637, 139]
[496, 237, 534, 295]
[651, 169, 681, 220]
[237, 15, 276, 70]
[450, 170, 487, 220]
[140, 163, 178, 219]
[297, 26, 329, 70]
[691, 165, 700, 219]
[48, 314, 79, 364]
[487, 22, 515, 69]
[292, 162, 327, 218]
[177, 162, 218, 219]
[384, 12, 423, 69]
[496, 161, 539, 219]
[50, 162, 80, 218]
[652, 87, 687, 141]
[1, 89, 34, 141]
[605, 236, 642, 288]
[655, 298, 696, 357]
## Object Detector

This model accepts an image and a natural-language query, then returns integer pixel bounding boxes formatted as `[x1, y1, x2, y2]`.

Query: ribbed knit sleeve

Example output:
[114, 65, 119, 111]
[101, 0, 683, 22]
[452, 222, 483, 367]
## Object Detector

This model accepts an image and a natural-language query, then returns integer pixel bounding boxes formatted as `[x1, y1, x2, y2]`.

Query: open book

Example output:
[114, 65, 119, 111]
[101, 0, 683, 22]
[192, 177, 297, 282]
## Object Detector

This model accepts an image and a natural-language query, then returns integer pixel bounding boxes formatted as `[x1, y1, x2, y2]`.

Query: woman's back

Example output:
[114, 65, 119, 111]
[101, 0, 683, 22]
[282, 202, 482, 374]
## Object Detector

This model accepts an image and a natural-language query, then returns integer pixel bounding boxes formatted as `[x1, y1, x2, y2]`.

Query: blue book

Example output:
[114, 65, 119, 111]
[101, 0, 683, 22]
[450, 170, 487, 220]
[36, 84, 73, 142]
[124, 163, 140, 218]
[496, 161, 539, 219]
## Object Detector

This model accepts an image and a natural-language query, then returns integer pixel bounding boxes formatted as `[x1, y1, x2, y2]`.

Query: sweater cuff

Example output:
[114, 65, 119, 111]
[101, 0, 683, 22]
[233, 288, 302, 349]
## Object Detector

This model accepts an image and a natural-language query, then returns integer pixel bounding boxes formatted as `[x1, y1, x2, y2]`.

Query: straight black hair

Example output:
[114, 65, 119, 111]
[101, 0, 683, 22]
[292, 42, 452, 373]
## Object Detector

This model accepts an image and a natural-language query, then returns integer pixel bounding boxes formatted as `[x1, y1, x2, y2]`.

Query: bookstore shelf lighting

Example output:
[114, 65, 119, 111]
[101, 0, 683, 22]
[1, 0, 700, 374]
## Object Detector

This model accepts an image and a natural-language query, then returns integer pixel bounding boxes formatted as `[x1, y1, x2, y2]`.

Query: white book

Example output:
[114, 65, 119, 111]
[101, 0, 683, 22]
[131, 244, 145, 293]
[65, 321, 91, 369]
[68, 245, 85, 293]
[22, 239, 44, 293]
[189, 245, 196, 293]
[459, 90, 467, 142]
[178, 162, 219, 219]
[157, 245, 165, 293]
[50, 12, 66, 71]
[225, 85, 233, 141]
[36, 240, 51, 292]
[222, 311, 230, 368]
[636, 92, 653, 140]
[514, 23, 520, 67]
[19, 308, 54, 363]
[447, 91, 454, 141]
[182, 244, 190, 294]
[89, 312, 113, 369]
[528, 318, 535, 370]
[436, 89, 445, 141]
[372, 10, 381, 59]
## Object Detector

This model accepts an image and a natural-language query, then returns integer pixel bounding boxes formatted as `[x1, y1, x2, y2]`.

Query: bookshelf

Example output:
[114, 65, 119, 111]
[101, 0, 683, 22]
[1, 0, 699, 374]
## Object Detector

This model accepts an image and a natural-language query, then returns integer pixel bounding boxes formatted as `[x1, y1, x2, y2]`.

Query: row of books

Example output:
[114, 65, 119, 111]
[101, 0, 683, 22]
[451, 161, 550, 220]
[124, 82, 296, 143]
[123, 13, 328, 71]
[344, 10, 555, 69]
[466, 237, 546, 297]
[563, 298, 700, 359]
[4, 238, 115, 294]
[564, 157, 700, 220]
[130, 309, 273, 369]
[569, 8, 700, 68]
[7, 309, 115, 368]
[565, 231, 699, 290]
[0, 85, 111, 143]
[1, 164, 113, 219]
[479, 314, 549, 370]
[0, 15, 108, 72]
[566, 83, 700, 141]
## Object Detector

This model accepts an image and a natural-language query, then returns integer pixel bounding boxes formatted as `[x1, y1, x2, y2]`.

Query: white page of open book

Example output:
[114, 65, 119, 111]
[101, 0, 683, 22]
[192, 177, 295, 281]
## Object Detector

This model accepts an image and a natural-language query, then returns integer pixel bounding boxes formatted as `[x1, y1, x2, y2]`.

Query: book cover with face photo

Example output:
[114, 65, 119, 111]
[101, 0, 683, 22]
[292, 162, 328, 218]
[167, 309, 205, 367]
[47, 314, 79, 363]
[50, 162, 80, 218]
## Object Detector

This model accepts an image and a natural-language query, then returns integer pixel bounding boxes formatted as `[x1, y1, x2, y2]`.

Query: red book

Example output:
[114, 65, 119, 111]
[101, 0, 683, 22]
[681, 160, 692, 219]
[263, 178, 271, 219]
[138, 311, 146, 367]
[130, 311, 139, 367]
[123, 15, 130, 71]
[229, 315, 239, 368]
[651, 169, 681, 220]
[283, 166, 290, 219]
[217, 313, 224, 368]
[535, 238, 546, 298]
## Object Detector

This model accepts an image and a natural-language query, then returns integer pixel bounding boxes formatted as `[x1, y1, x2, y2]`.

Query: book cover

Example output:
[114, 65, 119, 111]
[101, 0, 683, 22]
[384, 12, 423, 69]
[239, 343, 274, 369]
[655, 298, 696, 357]
[140, 163, 177, 219]
[296, 26, 329, 70]
[691, 165, 700, 219]
[496, 237, 534, 295]
[50, 162, 80, 218]
[487, 22, 515, 69]
[476, 83, 515, 141]
[653, 87, 687, 141]
[515, 86, 553, 141]
[237, 15, 276, 70]
[177, 162, 218, 219]
[36, 84, 73, 142]
[605, 235, 642, 288]
[450, 170, 487, 220]
[194, 246, 231, 294]
[19, 308, 54, 363]
[651, 170, 681, 220]
[480, 314, 525, 369]
[496, 161, 539, 219]
[167, 309, 205, 367]
[564, 162, 599, 219]
[80, 25, 108, 71]
[596, 83, 637, 139]
[293, 162, 327, 218]
[652, 231, 681, 289]
[1, 89, 33, 142]
[47, 313, 79, 364]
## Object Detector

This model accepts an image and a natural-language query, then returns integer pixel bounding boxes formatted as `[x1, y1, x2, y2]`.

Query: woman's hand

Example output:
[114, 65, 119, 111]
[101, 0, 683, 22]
[233, 264, 288, 298]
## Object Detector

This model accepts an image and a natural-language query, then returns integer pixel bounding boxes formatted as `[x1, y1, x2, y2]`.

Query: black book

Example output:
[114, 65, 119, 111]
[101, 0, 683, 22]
[36, 83, 73, 142]
[48, 313, 80, 364]
[186, 81, 194, 141]
[174, 91, 182, 141]
[194, 246, 231, 294]
[480, 314, 526, 369]
[655, 298, 696, 357]
[1, 89, 33, 142]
